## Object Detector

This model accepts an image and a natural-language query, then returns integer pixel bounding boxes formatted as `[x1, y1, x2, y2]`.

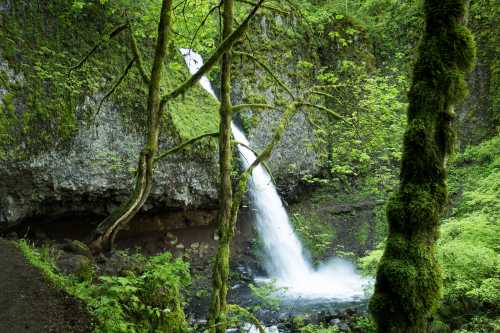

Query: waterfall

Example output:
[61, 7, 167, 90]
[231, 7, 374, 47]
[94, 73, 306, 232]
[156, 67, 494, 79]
[180, 48, 369, 300]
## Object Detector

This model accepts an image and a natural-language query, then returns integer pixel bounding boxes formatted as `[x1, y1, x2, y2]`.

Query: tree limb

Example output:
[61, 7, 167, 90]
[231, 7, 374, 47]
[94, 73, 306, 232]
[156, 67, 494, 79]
[310, 90, 345, 105]
[159, 0, 267, 108]
[68, 23, 128, 72]
[228, 304, 266, 333]
[296, 101, 346, 122]
[93, 58, 135, 121]
[229, 103, 298, 230]
[233, 51, 295, 99]
[189, 0, 224, 50]
[233, 140, 276, 184]
[128, 24, 150, 85]
[155, 132, 219, 162]
[232, 103, 275, 112]
[236, 0, 290, 15]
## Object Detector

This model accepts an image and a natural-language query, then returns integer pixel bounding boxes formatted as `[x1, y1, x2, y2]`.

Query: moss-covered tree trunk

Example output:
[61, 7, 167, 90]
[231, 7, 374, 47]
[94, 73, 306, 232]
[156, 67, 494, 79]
[89, 0, 173, 253]
[369, 0, 476, 331]
[207, 0, 234, 331]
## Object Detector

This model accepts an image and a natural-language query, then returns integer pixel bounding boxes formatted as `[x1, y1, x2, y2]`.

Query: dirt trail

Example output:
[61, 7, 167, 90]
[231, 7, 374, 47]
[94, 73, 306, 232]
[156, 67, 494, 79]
[0, 238, 90, 333]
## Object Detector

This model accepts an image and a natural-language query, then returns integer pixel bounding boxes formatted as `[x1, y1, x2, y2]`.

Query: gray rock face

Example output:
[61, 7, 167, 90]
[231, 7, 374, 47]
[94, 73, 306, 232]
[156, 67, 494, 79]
[232, 15, 322, 196]
[0, 91, 219, 226]
[0, 14, 328, 226]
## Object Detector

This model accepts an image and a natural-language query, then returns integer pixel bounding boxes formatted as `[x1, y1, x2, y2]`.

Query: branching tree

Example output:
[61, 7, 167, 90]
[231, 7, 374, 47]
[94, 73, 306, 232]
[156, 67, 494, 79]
[206, 5, 345, 331]
[70, 0, 267, 253]
[369, 0, 476, 331]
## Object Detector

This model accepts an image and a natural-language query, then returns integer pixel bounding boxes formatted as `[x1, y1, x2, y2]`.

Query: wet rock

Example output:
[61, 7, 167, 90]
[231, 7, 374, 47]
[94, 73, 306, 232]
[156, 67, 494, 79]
[97, 251, 145, 276]
[33, 229, 48, 241]
[56, 253, 93, 279]
[60, 239, 92, 258]
[338, 322, 350, 332]
[330, 318, 341, 326]
[5, 231, 18, 240]
[0, 100, 219, 227]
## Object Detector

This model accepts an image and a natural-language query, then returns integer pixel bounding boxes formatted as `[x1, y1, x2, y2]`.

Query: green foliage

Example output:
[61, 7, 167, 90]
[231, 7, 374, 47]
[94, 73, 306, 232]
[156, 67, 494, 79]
[18, 241, 190, 333]
[85, 252, 190, 333]
[299, 324, 340, 333]
[361, 133, 500, 331]
[18, 240, 76, 289]
[248, 279, 283, 311]
[290, 213, 336, 261]
[321, 72, 406, 184]
[369, 0, 477, 330]
[352, 316, 376, 333]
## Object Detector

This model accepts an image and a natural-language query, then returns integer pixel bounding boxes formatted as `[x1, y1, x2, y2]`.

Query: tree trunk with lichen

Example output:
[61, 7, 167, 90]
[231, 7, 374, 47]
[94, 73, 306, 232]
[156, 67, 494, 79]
[89, 0, 173, 253]
[207, 0, 234, 331]
[369, 0, 476, 332]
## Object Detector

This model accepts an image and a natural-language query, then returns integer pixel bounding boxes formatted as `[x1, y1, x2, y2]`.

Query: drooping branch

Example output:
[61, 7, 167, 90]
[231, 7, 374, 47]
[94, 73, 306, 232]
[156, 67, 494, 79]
[229, 103, 298, 229]
[305, 113, 326, 132]
[296, 101, 345, 122]
[155, 132, 219, 162]
[310, 90, 345, 105]
[235, 0, 290, 15]
[68, 23, 128, 72]
[233, 140, 275, 184]
[159, 0, 266, 108]
[232, 103, 275, 112]
[128, 24, 150, 85]
[227, 305, 266, 333]
[93, 58, 135, 121]
[233, 51, 295, 99]
[189, 0, 224, 50]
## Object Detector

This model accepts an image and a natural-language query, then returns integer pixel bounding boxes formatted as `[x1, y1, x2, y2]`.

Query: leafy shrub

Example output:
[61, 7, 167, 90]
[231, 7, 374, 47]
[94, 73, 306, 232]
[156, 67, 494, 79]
[248, 279, 284, 310]
[290, 213, 336, 261]
[360, 134, 500, 331]
[299, 324, 340, 333]
[18, 242, 190, 333]
[85, 252, 190, 333]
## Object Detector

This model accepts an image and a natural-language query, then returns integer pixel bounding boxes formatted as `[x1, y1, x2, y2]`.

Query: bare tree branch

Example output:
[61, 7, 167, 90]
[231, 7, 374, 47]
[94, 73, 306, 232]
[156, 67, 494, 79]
[229, 103, 298, 231]
[189, 0, 224, 50]
[155, 132, 219, 162]
[68, 23, 128, 72]
[236, 0, 290, 15]
[93, 58, 135, 122]
[128, 24, 150, 85]
[233, 51, 295, 99]
[232, 103, 275, 112]
[296, 102, 345, 122]
[233, 140, 275, 184]
[159, 0, 267, 108]
[310, 90, 345, 105]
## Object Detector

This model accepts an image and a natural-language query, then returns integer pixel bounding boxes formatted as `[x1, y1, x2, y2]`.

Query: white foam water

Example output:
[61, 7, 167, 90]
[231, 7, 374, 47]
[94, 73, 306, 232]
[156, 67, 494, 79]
[179, 48, 370, 300]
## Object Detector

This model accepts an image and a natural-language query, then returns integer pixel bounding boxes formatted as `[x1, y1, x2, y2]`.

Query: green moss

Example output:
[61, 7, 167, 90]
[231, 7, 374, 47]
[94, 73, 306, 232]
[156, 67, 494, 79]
[369, 0, 476, 331]
[0, 1, 220, 162]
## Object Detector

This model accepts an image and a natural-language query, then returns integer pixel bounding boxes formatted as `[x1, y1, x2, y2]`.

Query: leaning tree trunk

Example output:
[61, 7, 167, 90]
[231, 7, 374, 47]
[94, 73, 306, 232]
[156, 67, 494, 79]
[89, 0, 173, 253]
[207, 0, 234, 331]
[369, 0, 476, 332]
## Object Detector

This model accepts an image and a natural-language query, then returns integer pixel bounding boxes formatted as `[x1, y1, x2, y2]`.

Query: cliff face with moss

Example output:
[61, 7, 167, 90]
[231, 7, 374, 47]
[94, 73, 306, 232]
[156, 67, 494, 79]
[0, 1, 221, 226]
[0, 1, 368, 226]
[0, 0, 497, 230]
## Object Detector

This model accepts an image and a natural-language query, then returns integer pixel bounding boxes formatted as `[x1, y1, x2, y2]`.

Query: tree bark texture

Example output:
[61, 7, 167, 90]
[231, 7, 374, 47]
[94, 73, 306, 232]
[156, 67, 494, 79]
[369, 0, 476, 331]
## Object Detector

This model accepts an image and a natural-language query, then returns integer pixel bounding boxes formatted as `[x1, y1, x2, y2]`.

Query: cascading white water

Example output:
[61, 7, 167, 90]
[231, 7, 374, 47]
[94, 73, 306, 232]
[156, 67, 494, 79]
[180, 48, 370, 300]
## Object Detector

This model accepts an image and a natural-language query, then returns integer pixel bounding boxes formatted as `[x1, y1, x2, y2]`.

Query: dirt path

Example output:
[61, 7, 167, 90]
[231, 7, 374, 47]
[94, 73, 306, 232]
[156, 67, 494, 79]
[0, 238, 90, 333]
